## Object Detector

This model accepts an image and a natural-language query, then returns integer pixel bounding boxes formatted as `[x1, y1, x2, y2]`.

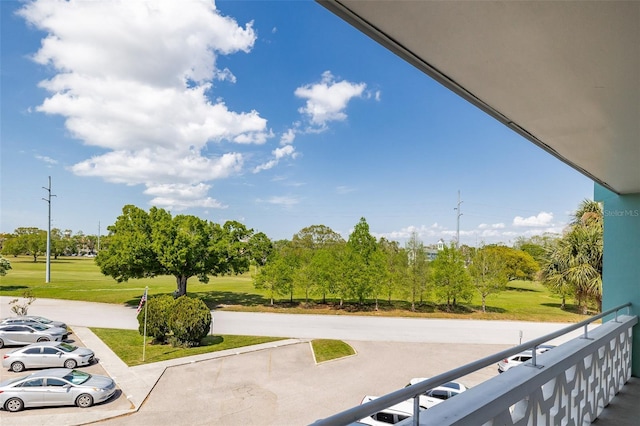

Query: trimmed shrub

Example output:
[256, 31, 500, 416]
[138, 295, 174, 343]
[167, 296, 211, 347]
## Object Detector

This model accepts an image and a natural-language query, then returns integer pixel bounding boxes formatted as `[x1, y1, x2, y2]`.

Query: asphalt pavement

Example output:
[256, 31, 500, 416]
[0, 296, 595, 425]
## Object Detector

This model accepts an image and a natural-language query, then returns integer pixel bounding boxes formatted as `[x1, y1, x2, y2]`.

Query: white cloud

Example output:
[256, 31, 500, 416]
[295, 71, 366, 130]
[258, 196, 300, 207]
[35, 155, 57, 165]
[336, 186, 356, 195]
[71, 150, 243, 184]
[143, 183, 227, 210]
[280, 128, 296, 145]
[19, 0, 268, 208]
[478, 222, 505, 229]
[252, 145, 297, 173]
[513, 212, 554, 227]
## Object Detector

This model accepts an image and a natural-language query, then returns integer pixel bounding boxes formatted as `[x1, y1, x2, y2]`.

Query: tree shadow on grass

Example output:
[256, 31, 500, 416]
[124, 291, 268, 310]
[200, 291, 268, 309]
[201, 335, 223, 346]
[467, 305, 507, 314]
[506, 286, 539, 293]
[0, 285, 30, 292]
[540, 303, 591, 315]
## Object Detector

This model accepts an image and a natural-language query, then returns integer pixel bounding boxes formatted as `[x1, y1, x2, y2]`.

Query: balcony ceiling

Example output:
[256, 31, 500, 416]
[319, 1, 640, 194]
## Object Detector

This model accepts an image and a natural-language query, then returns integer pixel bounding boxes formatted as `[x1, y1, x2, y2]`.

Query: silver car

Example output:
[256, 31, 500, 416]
[0, 368, 117, 412]
[0, 323, 68, 348]
[2, 341, 95, 372]
[1, 316, 68, 330]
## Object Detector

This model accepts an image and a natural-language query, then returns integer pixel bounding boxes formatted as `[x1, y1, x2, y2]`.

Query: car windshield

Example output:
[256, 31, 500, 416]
[34, 317, 52, 324]
[30, 323, 47, 331]
[57, 342, 78, 352]
[62, 370, 91, 385]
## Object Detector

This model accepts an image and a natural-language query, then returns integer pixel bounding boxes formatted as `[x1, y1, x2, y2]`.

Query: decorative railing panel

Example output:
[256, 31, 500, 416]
[415, 315, 636, 426]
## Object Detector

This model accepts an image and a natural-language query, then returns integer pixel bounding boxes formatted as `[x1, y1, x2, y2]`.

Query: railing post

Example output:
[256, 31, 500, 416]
[531, 347, 537, 367]
[413, 395, 420, 426]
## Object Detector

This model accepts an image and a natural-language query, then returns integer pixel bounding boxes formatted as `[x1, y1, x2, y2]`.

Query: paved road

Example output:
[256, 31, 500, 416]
[0, 296, 591, 345]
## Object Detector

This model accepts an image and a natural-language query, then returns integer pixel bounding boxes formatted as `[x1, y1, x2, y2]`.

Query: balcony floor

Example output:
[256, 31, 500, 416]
[593, 377, 640, 425]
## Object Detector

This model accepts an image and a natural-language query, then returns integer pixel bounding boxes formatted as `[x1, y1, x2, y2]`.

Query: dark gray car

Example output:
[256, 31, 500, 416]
[0, 324, 68, 348]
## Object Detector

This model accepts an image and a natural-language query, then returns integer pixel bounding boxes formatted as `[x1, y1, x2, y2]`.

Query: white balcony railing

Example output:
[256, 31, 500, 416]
[312, 304, 637, 426]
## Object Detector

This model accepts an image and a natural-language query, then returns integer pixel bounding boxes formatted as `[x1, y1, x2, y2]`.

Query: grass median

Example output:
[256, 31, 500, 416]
[91, 327, 286, 366]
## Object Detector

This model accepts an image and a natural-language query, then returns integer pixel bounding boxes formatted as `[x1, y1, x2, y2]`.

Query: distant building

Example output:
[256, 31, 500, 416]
[426, 239, 446, 261]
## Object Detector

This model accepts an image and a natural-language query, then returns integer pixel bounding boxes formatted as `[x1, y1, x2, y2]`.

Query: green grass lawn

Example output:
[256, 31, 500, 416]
[311, 339, 356, 363]
[91, 327, 285, 366]
[0, 256, 588, 322]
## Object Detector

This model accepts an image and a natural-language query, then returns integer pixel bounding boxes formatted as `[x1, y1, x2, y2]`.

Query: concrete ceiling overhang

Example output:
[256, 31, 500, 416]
[319, 1, 640, 194]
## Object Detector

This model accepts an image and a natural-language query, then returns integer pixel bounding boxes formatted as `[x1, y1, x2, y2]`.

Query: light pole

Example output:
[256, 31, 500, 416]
[454, 190, 463, 248]
[42, 176, 56, 283]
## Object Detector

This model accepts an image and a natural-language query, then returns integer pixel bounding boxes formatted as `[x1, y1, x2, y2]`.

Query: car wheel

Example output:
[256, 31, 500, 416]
[37, 337, 50, 342]
[76, 393, 94, 408]
[64, 359, 77, 369]
[5, 397, 24, 412]
[0, 338, 4, 348]
[10, 362, 25, 373]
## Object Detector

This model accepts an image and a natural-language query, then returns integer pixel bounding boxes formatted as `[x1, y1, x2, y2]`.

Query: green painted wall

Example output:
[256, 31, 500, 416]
[595, 184, 640, 376]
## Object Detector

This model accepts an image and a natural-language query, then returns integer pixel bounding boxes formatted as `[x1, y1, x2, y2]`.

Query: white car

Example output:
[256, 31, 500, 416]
[497, 345, 554, 373]
[405, 378, 468, 408]
[0, 324, 68, 348]
[356, 395, 424, 425]
[2, 341, 95, 372]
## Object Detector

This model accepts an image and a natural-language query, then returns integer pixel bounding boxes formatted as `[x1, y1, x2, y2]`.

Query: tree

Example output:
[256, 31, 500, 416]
[253, 246, 297, 305]
[309, 244, 343, 303]
[290, 225, 345, 304]
[247, 232, 273, 271]
[378, 238, 406, 306]
[539, 240, 573, 310]
[487, 245, 539, 281]
[0, 255, 11, 276]
[96, 205, 253, 297]
[10, 227, 47, 262]
[513, 234, 558, 266]
[469, 246, 508, 312]
[404, 231, 430, 311]
[431, 244, 473, 311]
[1, 235, 23, 257]
[540, 200, 603, 314]
[291, 224, 344, 249]
[346, 218, 379, 304]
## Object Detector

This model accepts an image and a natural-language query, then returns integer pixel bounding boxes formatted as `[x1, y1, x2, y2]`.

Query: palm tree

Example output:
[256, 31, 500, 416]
[540, 200, 603, 314]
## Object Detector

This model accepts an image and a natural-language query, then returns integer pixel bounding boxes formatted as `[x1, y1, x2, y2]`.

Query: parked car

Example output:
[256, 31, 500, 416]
[497, 345, 555, 373]
[1, 316, 68, 331]
[3, 341, 95, 372]
[0, 324, 68, 348]
[356, 395, 424, 425]
[405, 378, 468, 408]
[16, 316, 67, 330]
[0, 368, 116, 412]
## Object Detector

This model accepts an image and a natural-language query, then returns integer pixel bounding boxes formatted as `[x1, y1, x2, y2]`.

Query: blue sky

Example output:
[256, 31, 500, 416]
[0, 0, 593, 246]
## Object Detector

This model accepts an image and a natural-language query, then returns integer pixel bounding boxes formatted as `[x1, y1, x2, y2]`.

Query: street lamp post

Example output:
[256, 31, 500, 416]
[42, 176, 56, 283]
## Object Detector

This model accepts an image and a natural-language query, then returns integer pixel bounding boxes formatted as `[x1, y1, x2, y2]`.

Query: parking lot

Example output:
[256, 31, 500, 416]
[0, 327, 132, 420]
